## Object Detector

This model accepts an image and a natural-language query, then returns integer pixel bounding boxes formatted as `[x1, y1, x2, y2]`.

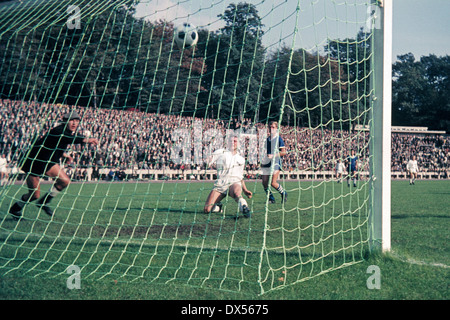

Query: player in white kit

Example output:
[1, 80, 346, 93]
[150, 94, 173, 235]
[406, 155, 419, 185]
[0, 153, 8, 186]
[335, 159, 345, 183]
[204, 136, 253, 218]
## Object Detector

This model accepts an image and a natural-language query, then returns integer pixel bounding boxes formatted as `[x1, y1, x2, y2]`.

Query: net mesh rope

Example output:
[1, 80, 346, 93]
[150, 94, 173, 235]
[0, 0, 376, 295]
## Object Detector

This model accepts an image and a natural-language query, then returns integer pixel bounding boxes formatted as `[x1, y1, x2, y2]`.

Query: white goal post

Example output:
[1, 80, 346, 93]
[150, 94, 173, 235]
[370, 0, 392, 252]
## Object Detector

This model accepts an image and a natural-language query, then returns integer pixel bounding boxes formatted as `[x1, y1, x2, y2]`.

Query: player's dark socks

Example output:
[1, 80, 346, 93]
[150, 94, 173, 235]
[276, 184, 287, 202]
[264, 187, 276, 203]
[37, 192, 54, 206]
[276, 184, 285, 194]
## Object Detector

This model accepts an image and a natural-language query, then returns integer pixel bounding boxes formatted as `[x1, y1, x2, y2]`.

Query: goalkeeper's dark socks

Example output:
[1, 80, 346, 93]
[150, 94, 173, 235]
[36, 187, 60, 217]
[37, 193, 54, 206]
[37, 186, 60, 205]
[36, 197, 54, 217]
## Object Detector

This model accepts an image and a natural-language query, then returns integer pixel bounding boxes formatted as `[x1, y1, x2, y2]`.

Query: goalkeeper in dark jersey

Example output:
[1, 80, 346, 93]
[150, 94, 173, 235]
[9, 111, 98, 219]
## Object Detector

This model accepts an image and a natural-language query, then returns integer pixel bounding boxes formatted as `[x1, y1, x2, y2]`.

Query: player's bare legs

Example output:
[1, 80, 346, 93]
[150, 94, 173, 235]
[409, 171, 417, 185]
[35, 164, 71, 216]
[229, 182, 251, 217]
[9, 174, 41, 219]
[262, 170, 286, 203]
[25, 175, 42, 201]
[228, 183, 242, 199]
[204, 183, 251, 217]
[46, 164, 71, 191]
[204, 190, 226, 214]
[262, 174, 275, 203]
[10, 164, 71, 219]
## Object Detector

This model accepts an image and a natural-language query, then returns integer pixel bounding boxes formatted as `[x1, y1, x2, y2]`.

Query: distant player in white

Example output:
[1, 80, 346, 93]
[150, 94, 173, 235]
[335, 159, 345, 183]
[406, 155, 419, 185]
[0, 153, 7, 186]
[204, 136, 253, 217]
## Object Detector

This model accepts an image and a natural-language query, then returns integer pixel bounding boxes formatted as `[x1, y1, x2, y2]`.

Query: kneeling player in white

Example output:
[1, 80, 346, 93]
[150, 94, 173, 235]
[406, 155, 419, 185]
[204, 136, 253, 218]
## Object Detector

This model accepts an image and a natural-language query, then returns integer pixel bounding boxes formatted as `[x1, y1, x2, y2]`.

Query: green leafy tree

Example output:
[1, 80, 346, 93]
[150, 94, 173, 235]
[392, 53, 450, 132]
[199, 2, 265, 123]
[325, 29, 373, 130]
[262, 46, 351, 128]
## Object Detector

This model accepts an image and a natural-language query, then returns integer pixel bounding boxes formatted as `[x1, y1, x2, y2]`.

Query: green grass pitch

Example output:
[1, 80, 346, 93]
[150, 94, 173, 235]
[0, 179, 448, 300]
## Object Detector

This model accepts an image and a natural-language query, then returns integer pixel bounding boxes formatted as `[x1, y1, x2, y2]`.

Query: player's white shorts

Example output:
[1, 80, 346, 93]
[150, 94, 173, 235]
[0, 167, 6, 174]
[213, 177, 242, 195]
[409, 169, 417, 174]
[261, 163, 281, 176]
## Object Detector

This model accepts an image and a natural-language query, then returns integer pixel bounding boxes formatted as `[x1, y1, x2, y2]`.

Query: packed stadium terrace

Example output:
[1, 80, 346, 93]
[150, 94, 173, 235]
[0, 99, 449, 180]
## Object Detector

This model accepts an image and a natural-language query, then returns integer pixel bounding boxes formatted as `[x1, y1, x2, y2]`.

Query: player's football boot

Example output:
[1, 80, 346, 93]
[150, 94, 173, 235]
[281, 191, 288, 203]
[36, 203, 54, 217]
[268, 193, 276, 204]
[36, 194, 54, 217]
[9, 204, 23, 220]
[242, 205, 251, 218]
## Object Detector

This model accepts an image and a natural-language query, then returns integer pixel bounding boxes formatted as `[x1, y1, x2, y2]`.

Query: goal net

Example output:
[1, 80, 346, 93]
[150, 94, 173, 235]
[0, 0, 379, 295]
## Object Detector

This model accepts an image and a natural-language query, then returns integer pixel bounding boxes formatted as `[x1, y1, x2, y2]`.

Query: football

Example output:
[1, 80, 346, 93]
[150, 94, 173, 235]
[174, 22, 198, 48]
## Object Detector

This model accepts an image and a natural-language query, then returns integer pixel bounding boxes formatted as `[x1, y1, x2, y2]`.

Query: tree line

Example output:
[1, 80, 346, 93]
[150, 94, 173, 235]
[392, 53, 450, 133]
[0, 0, 448, 132]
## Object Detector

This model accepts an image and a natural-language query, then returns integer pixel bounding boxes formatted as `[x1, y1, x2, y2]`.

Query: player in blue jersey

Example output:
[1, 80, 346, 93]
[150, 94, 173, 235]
[261, 121, 287, 203]
[346, 149, 358, 187]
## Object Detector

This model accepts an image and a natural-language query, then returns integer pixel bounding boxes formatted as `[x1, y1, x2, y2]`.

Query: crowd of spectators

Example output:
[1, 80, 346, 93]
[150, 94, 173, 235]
[1, 99, 448, 181]
[391, 133, 448, 175]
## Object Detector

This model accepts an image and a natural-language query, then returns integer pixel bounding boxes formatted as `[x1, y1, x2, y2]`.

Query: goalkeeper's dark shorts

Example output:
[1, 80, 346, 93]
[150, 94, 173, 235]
[21, 158, 57, 177]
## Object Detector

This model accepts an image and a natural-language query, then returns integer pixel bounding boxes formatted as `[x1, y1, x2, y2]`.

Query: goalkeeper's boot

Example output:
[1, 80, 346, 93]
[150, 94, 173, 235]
[36, 200, 53, 217]
[9, 203, 23, 220]
[8, 194, 30, 220]
[37, 204, 54, 217]
[36, 195, 54, 217]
